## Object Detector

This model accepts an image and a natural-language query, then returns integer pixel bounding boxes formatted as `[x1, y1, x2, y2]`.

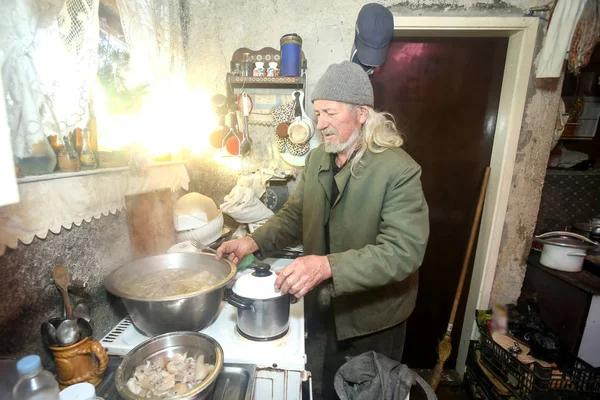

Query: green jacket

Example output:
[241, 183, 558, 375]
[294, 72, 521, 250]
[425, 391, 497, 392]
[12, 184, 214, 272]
[251, 145, 429, 340]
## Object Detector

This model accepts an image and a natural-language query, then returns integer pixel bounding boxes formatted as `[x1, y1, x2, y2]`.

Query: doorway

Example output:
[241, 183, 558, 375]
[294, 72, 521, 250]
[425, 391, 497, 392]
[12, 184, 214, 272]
[386, 17, 539, 373]
[371, 36, 507, 368]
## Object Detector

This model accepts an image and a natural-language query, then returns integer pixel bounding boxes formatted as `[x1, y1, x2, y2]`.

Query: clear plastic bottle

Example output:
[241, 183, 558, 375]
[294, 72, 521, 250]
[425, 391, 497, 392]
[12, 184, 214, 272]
[12, 355, 60, 400]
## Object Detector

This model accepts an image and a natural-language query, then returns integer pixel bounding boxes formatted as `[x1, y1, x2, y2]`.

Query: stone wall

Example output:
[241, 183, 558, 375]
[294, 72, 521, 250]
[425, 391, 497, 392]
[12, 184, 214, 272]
[0, 212, 130, 367]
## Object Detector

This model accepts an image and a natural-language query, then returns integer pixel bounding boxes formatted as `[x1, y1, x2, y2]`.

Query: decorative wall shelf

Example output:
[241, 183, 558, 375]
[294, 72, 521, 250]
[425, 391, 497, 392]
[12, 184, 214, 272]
[226, 47, 308, 109]
[227, 74, 306, 87]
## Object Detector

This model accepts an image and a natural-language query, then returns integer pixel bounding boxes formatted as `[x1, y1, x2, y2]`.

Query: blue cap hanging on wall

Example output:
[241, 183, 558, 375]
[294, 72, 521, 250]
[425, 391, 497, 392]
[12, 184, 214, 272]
[352, 3, 394, 69]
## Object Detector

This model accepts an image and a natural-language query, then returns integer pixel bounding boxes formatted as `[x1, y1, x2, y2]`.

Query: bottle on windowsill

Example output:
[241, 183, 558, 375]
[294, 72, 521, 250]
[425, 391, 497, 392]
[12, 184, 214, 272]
[80, 129, 97, 170]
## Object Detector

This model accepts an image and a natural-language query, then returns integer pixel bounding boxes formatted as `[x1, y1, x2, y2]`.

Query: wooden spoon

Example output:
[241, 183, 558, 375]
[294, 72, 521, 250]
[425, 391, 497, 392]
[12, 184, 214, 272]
[53, 265, 72, 319]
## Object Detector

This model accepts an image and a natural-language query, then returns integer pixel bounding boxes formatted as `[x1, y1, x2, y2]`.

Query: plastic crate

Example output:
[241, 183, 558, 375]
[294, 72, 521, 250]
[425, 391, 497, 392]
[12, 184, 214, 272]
[479, 328, 600, 400]
[465, 341, 516, 400]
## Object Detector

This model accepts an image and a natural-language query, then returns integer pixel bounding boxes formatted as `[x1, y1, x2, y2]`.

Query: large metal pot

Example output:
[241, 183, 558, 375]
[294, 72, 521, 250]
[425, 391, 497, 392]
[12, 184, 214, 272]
[226, 263, 291, 340]
[115, 331, 223, 400]
[104, 253, 236, 336]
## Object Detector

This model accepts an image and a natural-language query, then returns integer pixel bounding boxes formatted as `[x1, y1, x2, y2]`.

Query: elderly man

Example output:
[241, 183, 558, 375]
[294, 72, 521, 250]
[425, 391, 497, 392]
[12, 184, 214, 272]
[217, 60, 429, 398]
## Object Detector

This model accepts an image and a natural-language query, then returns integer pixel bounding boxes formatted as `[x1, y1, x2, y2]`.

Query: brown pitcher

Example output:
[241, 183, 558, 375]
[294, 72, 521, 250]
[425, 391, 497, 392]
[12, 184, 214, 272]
[49, 337, 108, 389]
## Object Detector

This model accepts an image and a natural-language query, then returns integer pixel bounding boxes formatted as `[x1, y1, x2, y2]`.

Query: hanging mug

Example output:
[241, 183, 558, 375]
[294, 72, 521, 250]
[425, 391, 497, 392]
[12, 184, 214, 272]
[287, 91, 314, 144]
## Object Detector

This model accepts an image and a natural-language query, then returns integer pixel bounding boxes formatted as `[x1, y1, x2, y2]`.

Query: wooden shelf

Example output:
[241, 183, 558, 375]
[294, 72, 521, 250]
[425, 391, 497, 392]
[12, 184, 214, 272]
[226, 74, 305, 88]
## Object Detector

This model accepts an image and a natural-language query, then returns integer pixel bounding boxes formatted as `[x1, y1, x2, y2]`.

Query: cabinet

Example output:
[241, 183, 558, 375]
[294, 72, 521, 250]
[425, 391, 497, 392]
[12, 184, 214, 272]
[521, 252, 600, 367]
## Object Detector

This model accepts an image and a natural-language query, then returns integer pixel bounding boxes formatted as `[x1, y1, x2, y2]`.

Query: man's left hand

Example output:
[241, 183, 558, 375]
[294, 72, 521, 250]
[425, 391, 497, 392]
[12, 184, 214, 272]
[274, 255, 332, 298]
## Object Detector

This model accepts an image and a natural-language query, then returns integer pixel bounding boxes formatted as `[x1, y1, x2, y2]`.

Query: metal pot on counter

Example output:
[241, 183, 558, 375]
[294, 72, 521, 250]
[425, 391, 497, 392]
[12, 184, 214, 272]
[534, 231, 599, 272]
[226, 263, 291, 340]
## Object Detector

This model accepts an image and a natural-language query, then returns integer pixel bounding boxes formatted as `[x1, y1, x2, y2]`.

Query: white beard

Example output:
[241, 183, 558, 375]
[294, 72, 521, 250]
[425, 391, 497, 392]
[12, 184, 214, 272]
[322, 128, 360, 154]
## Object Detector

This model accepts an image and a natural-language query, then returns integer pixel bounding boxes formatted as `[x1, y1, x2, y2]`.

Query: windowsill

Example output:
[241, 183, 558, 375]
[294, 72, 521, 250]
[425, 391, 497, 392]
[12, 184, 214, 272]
[17, 161, 185, 184]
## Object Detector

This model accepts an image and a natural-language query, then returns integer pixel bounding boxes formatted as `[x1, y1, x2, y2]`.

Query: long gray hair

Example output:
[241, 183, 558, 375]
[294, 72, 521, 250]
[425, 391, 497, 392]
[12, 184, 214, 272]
[349, 106, 405, 174]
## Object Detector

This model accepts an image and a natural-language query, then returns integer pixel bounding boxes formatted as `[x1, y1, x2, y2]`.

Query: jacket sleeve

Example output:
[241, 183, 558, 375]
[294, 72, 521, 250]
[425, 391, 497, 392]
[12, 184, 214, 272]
[328, 164, 429, 296]
[248, 154, 309, 259]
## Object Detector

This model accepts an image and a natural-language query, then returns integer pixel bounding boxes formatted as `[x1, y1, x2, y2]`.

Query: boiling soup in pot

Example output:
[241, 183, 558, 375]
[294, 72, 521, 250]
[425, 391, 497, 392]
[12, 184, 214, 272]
[119, 269, 219, 298]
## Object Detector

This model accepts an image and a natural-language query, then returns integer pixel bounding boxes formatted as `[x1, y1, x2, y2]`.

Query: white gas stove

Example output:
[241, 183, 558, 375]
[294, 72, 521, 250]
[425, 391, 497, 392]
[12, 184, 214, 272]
[100, 257, 311, 400]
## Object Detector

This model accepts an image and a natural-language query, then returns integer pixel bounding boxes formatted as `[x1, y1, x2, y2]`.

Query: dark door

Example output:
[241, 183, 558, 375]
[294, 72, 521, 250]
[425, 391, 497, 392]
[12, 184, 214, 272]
[371, 37, 507, 368]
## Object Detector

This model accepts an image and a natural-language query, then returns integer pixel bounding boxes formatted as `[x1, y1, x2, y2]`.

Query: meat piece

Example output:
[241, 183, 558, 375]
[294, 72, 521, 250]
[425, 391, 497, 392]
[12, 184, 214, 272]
[126, 351, 214, 398]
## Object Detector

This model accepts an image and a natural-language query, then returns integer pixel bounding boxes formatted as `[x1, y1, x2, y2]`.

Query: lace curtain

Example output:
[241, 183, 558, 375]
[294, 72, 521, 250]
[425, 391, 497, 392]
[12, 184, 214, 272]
[0, 0, 99, 158]
[115, 0, 186, 88]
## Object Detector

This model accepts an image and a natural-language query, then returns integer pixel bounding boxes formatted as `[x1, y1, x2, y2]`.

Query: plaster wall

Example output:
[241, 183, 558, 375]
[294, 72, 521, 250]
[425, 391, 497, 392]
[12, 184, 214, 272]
[184, 0, 557, 306]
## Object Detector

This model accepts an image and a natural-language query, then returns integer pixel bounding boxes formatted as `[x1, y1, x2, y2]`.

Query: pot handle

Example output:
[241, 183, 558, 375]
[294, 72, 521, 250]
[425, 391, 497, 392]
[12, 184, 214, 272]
[226, 292, 255, 311]
[566, 252, 587, 257]
[535, 231, 599, 246]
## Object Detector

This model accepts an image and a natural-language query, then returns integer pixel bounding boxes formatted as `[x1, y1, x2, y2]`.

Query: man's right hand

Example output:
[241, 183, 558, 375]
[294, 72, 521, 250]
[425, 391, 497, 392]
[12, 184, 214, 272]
[215, 236, 259, 265]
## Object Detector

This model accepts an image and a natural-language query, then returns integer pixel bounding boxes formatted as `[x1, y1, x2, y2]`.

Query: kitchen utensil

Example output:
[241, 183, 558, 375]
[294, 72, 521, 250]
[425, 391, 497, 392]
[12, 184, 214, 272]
[54, 266, 72, 319]
[210, 94, 229, 117]
[239, 92, 253, 157]
[41, 322, 59, 347]
[104, 252, 236, 336]
[77, 318, 93, 340]
[227, 263, 291, 340]
[57, 319, 80, 346]
[115, 331, 223, 400]
[534, 231, 598, 272]
[197, 245, 256, 272]
[49, 337, 108, 389]
[49, 317, 64, 328]
[287, 91, 315, 144]
[209, 127, 228, 149]
[72, 299, 90, 322]
[429, 167, 490, 392]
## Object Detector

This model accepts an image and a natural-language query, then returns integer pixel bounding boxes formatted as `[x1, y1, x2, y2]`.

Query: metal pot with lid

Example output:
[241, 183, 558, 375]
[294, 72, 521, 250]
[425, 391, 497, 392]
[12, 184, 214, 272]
[226, 263, 291, 341]
[534, 231, 599, 272]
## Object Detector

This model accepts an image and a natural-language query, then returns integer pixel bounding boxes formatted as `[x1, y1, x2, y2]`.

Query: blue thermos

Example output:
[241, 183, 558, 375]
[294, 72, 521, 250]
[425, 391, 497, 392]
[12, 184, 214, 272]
[280, 34, 302, 76]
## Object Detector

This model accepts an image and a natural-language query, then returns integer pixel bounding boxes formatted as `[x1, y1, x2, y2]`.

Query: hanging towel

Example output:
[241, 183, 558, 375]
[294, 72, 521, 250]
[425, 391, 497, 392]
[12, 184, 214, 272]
[568, 0, 600, 74]
[536, 0, 587, 78]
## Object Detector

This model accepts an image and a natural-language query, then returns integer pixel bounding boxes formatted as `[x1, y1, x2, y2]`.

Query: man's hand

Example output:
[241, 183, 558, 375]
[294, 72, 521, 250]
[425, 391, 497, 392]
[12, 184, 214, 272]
[275, 255, 332, 298]
[215, 236, 259, 265]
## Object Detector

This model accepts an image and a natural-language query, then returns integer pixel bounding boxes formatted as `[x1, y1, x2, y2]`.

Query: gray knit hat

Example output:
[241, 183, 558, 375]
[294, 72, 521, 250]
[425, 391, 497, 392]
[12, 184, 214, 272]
[311, 61, 374, 107]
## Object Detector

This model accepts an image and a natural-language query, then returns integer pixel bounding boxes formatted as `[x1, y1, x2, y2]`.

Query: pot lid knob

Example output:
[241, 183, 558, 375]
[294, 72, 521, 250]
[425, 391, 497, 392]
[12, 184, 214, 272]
[252, 263, 272, 277]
